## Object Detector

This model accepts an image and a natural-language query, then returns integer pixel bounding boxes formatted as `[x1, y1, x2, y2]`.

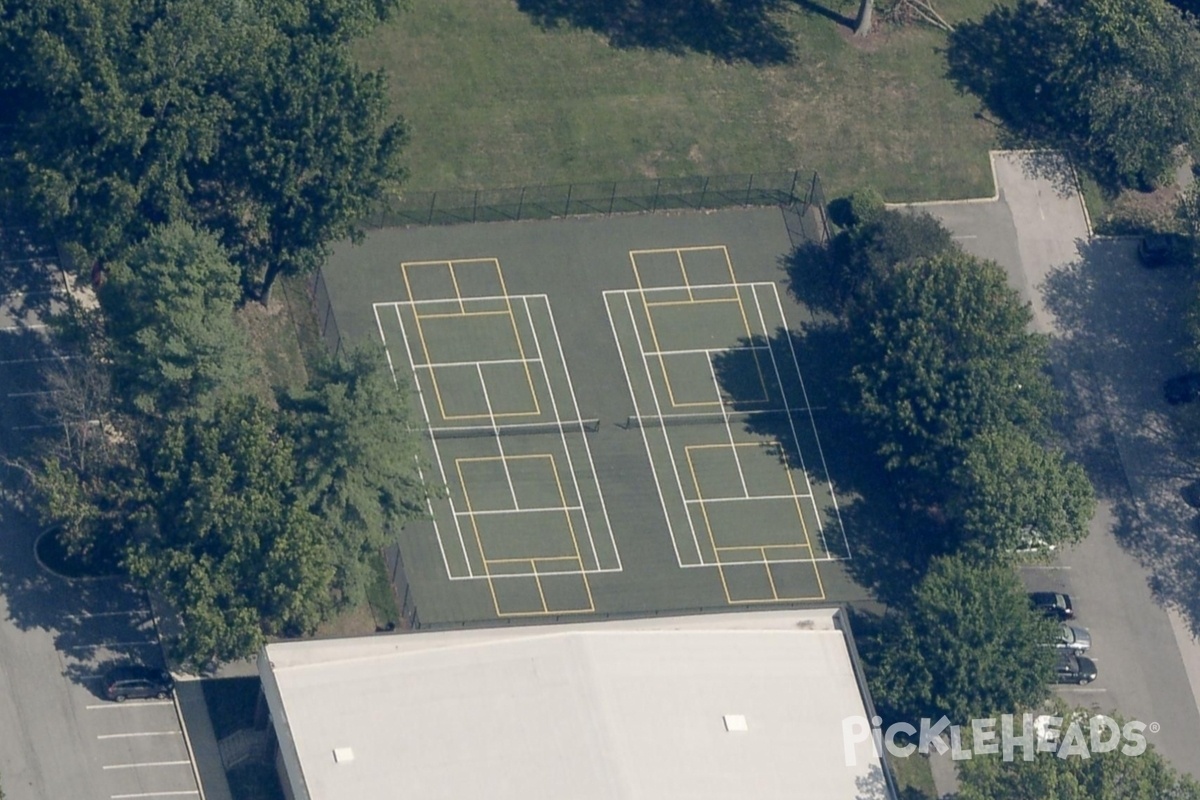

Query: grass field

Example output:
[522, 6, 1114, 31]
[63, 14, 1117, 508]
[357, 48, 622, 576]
[357, 0, 1008, 201]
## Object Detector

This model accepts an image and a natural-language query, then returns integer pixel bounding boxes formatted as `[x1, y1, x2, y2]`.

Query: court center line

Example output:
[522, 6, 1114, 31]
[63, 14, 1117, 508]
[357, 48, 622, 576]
[475, 363, 519, 509]
[704, 356, 749, 498]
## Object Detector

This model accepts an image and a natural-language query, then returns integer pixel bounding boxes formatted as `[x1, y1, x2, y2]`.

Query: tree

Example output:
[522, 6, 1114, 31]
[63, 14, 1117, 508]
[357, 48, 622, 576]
[830, 206, 956, 308]
[947, 0, 1200, 191]
[101, 222, 250, 418]
[868, 555, 1058, 723]
[958, 702, 1200, 800]
[949, 425, 1095, 558]
[846, 251, 1058, 497]
[854, 0, 874, 36]
[280, 345, 426, 606]
[126, 395, 334, 666]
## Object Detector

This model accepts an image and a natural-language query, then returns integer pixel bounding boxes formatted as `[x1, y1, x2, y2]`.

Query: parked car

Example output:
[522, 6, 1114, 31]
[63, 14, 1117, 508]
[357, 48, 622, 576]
[1030, 592, 1074, 620]
[1164, 373, 1200, 405]
[1054, 654, 1098, 685]
[1137, 232, 1187, 268]
[1052, 623, 1091, 653]
[104, 665, 174, 702]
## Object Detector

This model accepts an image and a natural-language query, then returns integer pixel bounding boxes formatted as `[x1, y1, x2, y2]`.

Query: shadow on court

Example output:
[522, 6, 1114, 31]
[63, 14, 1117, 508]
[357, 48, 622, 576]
[712, 325, 942, 605]
[515, 0, 796, 65]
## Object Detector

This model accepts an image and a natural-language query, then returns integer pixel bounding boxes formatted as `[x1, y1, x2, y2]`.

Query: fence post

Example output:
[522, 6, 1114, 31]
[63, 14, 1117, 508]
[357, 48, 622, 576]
[789, 170, 800, 204]
[652, 179, 661, 212]
[564, 184, 573, 217]
[744, 173, 754, 206]
[517, 186, 526, 221]
[472, 189, 479, 223]
[699, 176, 709, 209]
[427, 192, 437, 225]
[608, 182, 617, 215]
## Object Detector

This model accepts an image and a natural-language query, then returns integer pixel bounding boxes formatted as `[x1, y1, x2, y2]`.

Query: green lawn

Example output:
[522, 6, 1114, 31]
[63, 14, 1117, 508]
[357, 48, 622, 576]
[357, 0, 1007, 201]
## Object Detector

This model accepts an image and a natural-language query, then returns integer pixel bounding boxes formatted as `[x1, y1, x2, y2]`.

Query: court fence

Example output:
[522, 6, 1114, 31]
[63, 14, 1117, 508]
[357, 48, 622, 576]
[308, 265, 345, 361]
[361, 170, 830, 244]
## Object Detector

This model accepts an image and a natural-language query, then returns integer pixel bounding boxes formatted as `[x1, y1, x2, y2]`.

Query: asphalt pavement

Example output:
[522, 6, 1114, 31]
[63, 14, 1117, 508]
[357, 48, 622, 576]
[914, 151, 1200, 780]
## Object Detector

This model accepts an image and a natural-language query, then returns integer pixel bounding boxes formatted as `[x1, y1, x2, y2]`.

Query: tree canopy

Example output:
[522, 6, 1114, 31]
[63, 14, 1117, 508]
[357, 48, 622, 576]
[868, 555, 1058, 724]
[0, 0, 406, 301]
[947, 0, 1200, 191]
[846, 250, 1058, 496]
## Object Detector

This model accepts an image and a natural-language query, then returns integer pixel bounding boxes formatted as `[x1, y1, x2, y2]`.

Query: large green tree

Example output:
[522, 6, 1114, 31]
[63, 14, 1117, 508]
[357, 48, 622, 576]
[868, 555, 1058, 723]
[0, 0, 405, 301]
[281, 345, 426, 606]
[101, 221, 250, 418]
[949, 424, 1095, 558]
[846, 251, 1058, 497]
[126, 395, 334, 666]
[958, 703, 1200, 800]
[947, 0, 1200, 190]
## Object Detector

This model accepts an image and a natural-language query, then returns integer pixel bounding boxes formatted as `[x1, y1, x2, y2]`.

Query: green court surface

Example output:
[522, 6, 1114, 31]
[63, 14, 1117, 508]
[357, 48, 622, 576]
[324, 207, 862, 626]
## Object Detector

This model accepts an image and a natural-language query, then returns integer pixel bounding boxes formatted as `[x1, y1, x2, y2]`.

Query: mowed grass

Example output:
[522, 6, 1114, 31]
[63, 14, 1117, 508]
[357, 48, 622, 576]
[357, 0, 1007, 201]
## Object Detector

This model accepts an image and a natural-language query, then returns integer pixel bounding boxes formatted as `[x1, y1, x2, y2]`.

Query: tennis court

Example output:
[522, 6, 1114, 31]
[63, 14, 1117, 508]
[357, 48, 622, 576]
[325, 206, 856, 625]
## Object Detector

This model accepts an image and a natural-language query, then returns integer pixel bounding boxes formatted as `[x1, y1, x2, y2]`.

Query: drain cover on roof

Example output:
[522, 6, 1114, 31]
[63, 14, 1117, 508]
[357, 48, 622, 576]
[724, 714, 748, 732]
[333, 747, 355, 763]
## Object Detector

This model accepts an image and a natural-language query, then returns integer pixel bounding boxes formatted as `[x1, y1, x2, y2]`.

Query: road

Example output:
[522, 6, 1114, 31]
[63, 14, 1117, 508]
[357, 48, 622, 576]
[914, 151, 1200, 778]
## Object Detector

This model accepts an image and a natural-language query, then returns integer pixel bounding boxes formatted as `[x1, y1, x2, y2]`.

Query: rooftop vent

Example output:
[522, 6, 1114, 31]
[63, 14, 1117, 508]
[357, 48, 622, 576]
[723, 714, 748, 733]
[333, 747, 355, 763]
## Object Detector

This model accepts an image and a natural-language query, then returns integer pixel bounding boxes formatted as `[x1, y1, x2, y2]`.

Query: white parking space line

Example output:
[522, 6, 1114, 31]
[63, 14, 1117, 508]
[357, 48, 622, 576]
[86, 701, 175, 710]
[66, 640, 158, 651]
[112, 792, 199, 799]
[103, 760, 191, 770]
[97, 731, 182, 740]
[67, 610, 150, 620]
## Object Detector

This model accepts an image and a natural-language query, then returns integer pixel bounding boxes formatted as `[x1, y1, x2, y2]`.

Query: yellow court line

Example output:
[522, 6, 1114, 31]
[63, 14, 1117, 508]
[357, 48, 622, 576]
[685, 446, 732, 603]
[781, 463, 827, 601]
[531, 560, 549, 613]
[733, 283, 771, 403]
[491, 259, 542, 418]
[400, 265, 456, 421]
[762, 547, 780, 600]
[677, 249, 693, 301]
[448, 261, 465, 314]
[455, 458, 504, 617]
[629, 245, 731, 256]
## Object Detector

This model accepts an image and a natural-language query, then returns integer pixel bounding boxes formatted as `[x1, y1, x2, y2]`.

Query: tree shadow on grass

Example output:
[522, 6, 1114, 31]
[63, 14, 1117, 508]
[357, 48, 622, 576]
[515, 0, 796, 65]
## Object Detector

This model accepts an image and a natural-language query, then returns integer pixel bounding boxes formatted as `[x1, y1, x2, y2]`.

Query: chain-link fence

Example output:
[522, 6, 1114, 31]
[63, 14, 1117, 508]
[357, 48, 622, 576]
[308, 265, 344, 361]
[362, 170, 828, 234]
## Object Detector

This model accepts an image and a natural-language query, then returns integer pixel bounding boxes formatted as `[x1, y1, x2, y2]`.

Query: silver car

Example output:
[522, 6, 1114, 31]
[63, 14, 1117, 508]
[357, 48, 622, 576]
[1054, 623, 1091, 653]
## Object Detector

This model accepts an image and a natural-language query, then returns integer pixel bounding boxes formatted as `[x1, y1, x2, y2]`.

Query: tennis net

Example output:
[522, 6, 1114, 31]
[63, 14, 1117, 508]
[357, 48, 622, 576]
[429, 419, 601, 439]
[624, 410, 793, 429]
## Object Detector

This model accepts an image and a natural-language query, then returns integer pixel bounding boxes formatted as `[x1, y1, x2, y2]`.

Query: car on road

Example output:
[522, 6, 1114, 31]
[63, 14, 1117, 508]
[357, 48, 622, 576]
[1051, 623, 1091, 653]
[1030, 591, 1074, 620]
[1055, 653, 1098, 685]
[104, 665, 174, 702]
[1164, 373, 1200, 405]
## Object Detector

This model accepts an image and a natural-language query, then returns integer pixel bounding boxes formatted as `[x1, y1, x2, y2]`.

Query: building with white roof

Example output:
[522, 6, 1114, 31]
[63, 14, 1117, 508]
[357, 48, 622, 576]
[258, 608, 895, 800]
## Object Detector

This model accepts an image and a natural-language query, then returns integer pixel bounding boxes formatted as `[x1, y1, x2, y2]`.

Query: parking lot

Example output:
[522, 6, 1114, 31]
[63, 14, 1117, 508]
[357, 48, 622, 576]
[0, 223, 202, 799]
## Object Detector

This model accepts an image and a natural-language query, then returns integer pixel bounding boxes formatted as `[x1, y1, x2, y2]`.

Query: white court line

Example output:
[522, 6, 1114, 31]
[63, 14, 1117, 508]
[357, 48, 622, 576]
[86, 701, 174, 710]
[103, 761, 191, 770]
[476, 362, 520, 509]
[381, 303, 468, 577]
[65, 610, 148, 620]
[768, 285, 852, 560]
[684, 493, 813, 505]
[453, 504, 585, 517]
[374, 295, 517, 308]
[66, 641, 156, 651]
[1, 322, 48, 331]
[111, 793, 198, 799]
[612, 282, 758, 296]
[622, 291, 705, 564]
[97, 731, 181, 740]
[522, 296, 600, 571]
[705, 355, 749, 498]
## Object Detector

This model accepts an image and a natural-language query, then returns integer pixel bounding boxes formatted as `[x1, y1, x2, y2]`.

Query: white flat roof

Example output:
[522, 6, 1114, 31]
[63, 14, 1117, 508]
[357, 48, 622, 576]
[260, 609, 890, 800]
